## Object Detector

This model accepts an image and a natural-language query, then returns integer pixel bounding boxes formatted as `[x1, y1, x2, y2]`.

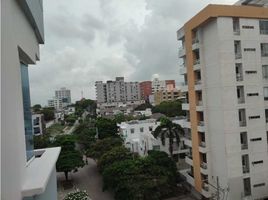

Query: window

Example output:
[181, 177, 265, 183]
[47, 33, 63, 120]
[140, 127, 144, 132]
[253, 183, 265, 188]
[248, 116, 260, 119]
[243, 178, 251, 196]
[242, 25, 254, 29]
[242, 154, 250, 173]
[34, 127, 41, 135]
[264, 87, 268, 100]
[244, 48, 255, 51]
[262, 65, 268, 79]
[260, 20, 268, 34]
[240, 132, 248, 150]
[266, 109, 268, 122]
[234, 41, 242, 59]
[245, 70, 257, 74]
[252, 160, 263, 165]
[247, 93, 258, 96]
[250, 137, 262, 141]
[233, 18, 240, 34]
[130, 128, 135, 134]
[149, 126, 153, 131]
[261, 43, 268, 57]
[21, 63, 34, 161]
[153, 145, 160, 151]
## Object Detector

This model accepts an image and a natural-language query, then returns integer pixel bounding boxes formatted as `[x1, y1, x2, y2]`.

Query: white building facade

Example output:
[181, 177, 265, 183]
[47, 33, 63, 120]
[178, 3, 268, 200]
[55, 87, 71, 107]
[32, 114, 46, 136]
[118, 119, 188, 158]
[1, 0, 60, 199]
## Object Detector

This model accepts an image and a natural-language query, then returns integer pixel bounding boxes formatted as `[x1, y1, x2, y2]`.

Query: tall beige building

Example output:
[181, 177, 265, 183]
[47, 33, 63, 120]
[178, 1, 268, 199]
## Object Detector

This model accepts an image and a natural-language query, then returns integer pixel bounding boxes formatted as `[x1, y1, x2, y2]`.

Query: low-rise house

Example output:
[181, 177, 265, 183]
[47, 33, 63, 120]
[118, 119, 188, 159]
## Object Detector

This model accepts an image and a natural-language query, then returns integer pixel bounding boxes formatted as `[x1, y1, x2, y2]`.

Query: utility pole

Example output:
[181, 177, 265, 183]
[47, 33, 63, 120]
[216, 176, 220, 200]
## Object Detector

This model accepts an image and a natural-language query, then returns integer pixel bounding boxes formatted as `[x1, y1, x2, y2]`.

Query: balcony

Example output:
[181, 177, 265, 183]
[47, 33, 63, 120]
[200, 162, 208, 174]
[179, 66, 187, 75]
[238, 97, 245, 104]
[194, 59, 200, 66]
[184, 136, 192, 147]
[192, 38, 199, 50]
[201, 182, 211, 198]
[196, 101, 203, 111]
[198, 122, 205, 132]
[242, 165, 250, 174]
[178, 47, 186, 58]
[195, 80, 202, 91]
[181, 83, 188, 93]
[182, 103, 189, 110]
[186, 170, 195, 187]
[236, 73, 243, 82]
[239, 121, 247, 127]
[241, 143, 248, 150]
[185, 154, 193, 166]
[235, 52, 242, 59]
[199, 141, 207, 153]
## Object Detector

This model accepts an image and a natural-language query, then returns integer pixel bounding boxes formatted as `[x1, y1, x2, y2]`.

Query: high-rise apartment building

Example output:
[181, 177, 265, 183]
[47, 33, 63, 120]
[178, 2, 268, 200]
[55, 87, 71, 105]
[151, 78, 176, 93]
[140, 81, 152, 101]
[95, 77, 141, 103]
[2, 0, 60, 199]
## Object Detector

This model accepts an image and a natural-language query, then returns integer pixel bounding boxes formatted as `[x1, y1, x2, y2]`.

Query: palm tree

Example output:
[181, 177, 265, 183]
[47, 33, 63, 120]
[153, 117, 184, 156]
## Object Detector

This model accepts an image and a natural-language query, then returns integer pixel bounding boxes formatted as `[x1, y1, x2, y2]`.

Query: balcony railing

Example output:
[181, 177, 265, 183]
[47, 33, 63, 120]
[195, 80, 202, 85]
[261, 52, 268, 57]
[201, 162, 207, 169]
[238, 97, 245, 104]
[260, 29, 268, 35]
[202, 182, 209, 191]
[236, 74, 243, 81]
[194, 59, 200, 65]
[242, 165, 250, 174]
[200, 141, 206, 148]
[198, 121, 205, 126]
[235, 52, 242, 59]
[234, 28, 240, 35]
[241, 143, 248, 150]
[186, 152, 193, 159]
[192, 38, 199, 44]
[239, 120, 247, 127]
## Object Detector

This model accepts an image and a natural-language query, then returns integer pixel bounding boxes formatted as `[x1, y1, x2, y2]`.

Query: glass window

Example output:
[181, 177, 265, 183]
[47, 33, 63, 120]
[130, 128, 135, 134]
[261, 43, 268, 57]
[21, 63, 34, 161]
[260, 20, 268, 34]
[263, 65, 268, 79]
[140, 127, 144, 132]
[264, 87, 268, 100]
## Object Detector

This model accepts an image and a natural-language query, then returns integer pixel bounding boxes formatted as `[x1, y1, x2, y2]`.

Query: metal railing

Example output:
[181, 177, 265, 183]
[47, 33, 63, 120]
[201, 162, 208, 169]
[200, 141, 206, 148]
[236, 74, 243, 81]
[194, 59, 200, 65]
[241, 143, 248, 150]
[235, 52, 242, 59]
[260, 29, 268, 35]
[239, 120, 247, 127]
[242, 165, 250, 174]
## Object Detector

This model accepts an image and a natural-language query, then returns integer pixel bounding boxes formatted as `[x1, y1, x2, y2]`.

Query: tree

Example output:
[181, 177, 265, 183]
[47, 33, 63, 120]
[32, 104, 42, 112]
[95, 117, 118, 139]
[34, 134, 51, 149]
[53, 135, 85, 180]
[153, 117, 184, 156]
[64, 191, 91, 200]
[152, 100, 184, 117]
[98, 146, 133, 172]
[134, 103, 153, 111]
[65, 114, 77, 126]
[86, 137, 122, 160]
[41, 107, 55, 121]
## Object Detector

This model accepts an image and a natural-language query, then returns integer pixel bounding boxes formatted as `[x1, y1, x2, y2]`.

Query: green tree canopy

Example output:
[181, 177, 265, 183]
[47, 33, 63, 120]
[41, 107, 55, 121]
[32, 104, 42, 112]
[34, 134, 51, 149]
[153, 117, 184, 156]
[86, 137, 122, 160]
[98, 146, 133, 172]
[152, 100, 184, 117]
[134, 103, 153, 111]
[95, 117, 118, 139]
[53, 135, 85, 180]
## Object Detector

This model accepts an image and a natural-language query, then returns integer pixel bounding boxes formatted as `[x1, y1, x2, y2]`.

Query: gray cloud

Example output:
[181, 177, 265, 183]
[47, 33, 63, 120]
[30, 0, 237, 106]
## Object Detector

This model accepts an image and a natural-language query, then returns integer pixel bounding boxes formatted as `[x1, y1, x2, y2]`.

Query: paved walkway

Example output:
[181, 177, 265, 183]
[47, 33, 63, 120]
[57, 158, 114, 200]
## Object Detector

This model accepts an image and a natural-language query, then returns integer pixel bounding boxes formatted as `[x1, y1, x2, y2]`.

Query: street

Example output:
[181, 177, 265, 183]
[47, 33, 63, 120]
[57, 158, 114, 200]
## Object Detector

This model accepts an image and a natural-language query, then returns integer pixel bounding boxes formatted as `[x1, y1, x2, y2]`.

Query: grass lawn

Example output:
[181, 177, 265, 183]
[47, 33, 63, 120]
[46, 123, 66, 136]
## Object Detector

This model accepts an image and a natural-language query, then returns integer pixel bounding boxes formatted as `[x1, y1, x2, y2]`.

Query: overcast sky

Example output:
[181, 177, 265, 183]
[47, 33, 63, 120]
[29, 0, 237, 106]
